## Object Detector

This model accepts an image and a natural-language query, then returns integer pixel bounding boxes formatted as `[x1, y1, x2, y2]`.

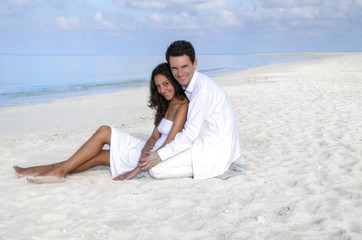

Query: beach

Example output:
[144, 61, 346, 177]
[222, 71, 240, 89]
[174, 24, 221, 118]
[1, 52, 361, 239]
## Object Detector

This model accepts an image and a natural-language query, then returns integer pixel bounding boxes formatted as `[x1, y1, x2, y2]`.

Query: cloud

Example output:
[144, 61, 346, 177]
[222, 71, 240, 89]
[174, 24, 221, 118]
[260, 0, 321, 8]
[233, 0, 362, 31]
[94, 12, 117, 30]
[55, 13, 117, 32]
[3, 0, 361, 54]
[50, 0, 362, 39]
[116, 0, 227, 10]
[55, 16, 81, 31]
[114, 0, 167, 9]
[128, 0, 240, 32]
[129, 1, 167, 9]
[174, 0, 227, 11]
[11, 0, 28, 6]
[152, 11, 200, 30]
[220, 10, 241, 26]
[109, 0, 361, 42]
[150, 14, 162, 22]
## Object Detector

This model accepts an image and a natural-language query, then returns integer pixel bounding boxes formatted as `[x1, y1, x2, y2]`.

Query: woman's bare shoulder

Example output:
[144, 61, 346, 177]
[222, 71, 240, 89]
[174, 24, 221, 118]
[178, 100, 189, 110]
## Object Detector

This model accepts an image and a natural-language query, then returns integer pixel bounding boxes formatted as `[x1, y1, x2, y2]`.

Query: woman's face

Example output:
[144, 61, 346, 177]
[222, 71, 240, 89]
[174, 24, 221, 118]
[154, 74, 175, 101]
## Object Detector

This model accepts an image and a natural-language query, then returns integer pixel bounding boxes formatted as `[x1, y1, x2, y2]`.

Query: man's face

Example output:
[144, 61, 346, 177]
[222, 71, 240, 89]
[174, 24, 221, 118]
[169, 55, 197, 87]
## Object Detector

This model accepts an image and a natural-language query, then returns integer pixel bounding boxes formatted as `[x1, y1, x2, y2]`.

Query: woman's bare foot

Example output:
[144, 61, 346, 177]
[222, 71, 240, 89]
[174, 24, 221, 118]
[13, 166, 38, 178]
[13, 162, 64, 178]
[26, 176, 66, 184]
[113, 167, 142, 181]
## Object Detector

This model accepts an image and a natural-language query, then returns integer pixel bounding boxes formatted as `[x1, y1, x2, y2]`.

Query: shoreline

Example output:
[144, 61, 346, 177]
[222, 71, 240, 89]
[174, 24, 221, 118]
[0, 51, 336, 111]
[1, 51, 361, 239]
[0, 52, 319, 110]
[214, 51, 360, 86]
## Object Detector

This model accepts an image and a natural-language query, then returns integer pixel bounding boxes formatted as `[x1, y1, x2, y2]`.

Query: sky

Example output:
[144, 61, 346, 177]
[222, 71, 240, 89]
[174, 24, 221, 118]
[1, 0, 362, 55]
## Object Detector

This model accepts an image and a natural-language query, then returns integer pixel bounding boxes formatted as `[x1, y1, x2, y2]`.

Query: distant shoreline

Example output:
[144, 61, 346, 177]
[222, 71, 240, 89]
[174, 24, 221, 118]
[0, 53, 317, 109]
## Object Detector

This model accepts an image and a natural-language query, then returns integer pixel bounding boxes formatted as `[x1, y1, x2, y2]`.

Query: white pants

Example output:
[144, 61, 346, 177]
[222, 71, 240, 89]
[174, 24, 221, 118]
[149, 149, 193, 179]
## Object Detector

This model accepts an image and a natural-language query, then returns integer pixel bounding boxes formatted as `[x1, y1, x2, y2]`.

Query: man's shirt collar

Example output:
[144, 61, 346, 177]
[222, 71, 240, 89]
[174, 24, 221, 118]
[184, 71, 198, 99]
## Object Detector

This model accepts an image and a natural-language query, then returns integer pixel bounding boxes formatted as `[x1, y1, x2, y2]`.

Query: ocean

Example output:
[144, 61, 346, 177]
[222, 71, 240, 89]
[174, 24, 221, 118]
[0, 54, 312, 108]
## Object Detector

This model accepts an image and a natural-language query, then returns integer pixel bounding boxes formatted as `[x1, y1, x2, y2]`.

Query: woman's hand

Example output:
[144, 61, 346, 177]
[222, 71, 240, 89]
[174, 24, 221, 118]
[113, 167, 142, 181]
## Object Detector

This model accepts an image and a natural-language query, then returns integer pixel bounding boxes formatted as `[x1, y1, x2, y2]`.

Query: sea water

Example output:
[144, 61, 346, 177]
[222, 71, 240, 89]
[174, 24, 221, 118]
[0, 54, 312, 108]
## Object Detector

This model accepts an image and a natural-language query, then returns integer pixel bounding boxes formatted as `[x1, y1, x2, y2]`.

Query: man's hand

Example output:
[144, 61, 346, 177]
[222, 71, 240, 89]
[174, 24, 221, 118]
[138, 151, 161, 170]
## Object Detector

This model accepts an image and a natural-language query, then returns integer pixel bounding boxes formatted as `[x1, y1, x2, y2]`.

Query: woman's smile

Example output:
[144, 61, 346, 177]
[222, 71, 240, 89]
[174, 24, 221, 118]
[154, 74, 175, 101]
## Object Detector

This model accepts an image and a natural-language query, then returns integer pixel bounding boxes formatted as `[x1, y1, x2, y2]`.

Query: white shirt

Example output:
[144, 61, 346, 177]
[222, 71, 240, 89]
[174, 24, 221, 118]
[157, 71, 240, 179]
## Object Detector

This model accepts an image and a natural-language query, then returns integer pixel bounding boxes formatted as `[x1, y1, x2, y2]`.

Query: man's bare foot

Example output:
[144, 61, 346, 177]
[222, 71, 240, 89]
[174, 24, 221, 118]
[113, 167, 142, 181]
[13, 166, 38, 178]
[26, 176, 66, 184]
[229, 162, 240, 170]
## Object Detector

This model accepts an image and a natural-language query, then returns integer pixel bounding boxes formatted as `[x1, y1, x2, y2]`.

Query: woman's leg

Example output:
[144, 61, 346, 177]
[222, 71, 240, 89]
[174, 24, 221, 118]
[14, 154, 110, 177]
[14, 162, 65, 177]
[71, 150, 110, 173]
[15, 151, 111, 177]
[26, 125, 112, 183]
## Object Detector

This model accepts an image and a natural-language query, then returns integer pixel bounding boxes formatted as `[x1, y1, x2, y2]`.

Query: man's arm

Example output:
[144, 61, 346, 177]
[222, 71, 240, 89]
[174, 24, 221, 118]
[139, 88, 213, 169]
[138, 102, 189, 170]
[158, 88, 213, 160]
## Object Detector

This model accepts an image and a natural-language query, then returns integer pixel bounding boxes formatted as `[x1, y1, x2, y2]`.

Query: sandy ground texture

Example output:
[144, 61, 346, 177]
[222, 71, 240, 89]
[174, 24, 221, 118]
[1, 52, 361, 239]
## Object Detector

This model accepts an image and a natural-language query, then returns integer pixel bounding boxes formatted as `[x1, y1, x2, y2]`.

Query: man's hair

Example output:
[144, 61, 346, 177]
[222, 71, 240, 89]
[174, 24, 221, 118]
[165, 40, 196, 63]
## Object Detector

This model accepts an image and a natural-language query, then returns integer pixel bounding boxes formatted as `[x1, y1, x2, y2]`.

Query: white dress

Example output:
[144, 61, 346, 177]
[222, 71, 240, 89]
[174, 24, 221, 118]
[109, 118, 173, 178]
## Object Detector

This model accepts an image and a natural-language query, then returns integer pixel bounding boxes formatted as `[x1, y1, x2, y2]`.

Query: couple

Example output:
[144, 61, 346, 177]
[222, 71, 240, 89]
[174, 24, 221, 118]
[14, 40, 241, 183]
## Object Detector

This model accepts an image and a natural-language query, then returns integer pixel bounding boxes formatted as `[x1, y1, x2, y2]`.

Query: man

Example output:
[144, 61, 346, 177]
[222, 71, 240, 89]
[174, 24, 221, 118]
[139, 40, 240, 179]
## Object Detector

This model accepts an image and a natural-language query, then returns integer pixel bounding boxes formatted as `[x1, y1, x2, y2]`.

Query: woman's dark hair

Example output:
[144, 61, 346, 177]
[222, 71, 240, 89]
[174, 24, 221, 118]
[165, 40, 196, 63]
[148, 63, 187, 125]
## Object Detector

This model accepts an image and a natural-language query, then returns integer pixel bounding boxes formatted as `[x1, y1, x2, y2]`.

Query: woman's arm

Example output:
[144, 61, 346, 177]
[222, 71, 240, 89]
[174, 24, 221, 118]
[156, 102, 188, 150]
[140, 126, 161, 157]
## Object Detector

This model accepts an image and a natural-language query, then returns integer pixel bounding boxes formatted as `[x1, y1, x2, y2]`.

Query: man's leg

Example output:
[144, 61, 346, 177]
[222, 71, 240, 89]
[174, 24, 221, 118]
[149, 149, 193, 179]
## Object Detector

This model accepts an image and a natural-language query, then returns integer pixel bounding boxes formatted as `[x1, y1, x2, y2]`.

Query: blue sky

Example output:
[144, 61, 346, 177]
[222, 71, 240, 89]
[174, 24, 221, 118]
[1, 0, 362, 55]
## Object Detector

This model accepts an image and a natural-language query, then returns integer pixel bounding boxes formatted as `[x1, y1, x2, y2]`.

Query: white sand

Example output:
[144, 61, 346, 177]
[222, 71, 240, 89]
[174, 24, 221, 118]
[1, 52, 361, 239]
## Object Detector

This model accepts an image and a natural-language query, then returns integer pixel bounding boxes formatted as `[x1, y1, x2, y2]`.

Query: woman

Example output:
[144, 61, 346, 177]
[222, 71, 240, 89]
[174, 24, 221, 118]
[13, 63, 189, 183]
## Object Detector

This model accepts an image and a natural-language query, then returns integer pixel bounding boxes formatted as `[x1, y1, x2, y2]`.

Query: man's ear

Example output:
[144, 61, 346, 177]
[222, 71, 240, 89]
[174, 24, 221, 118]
[193, 58, 198, 68]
